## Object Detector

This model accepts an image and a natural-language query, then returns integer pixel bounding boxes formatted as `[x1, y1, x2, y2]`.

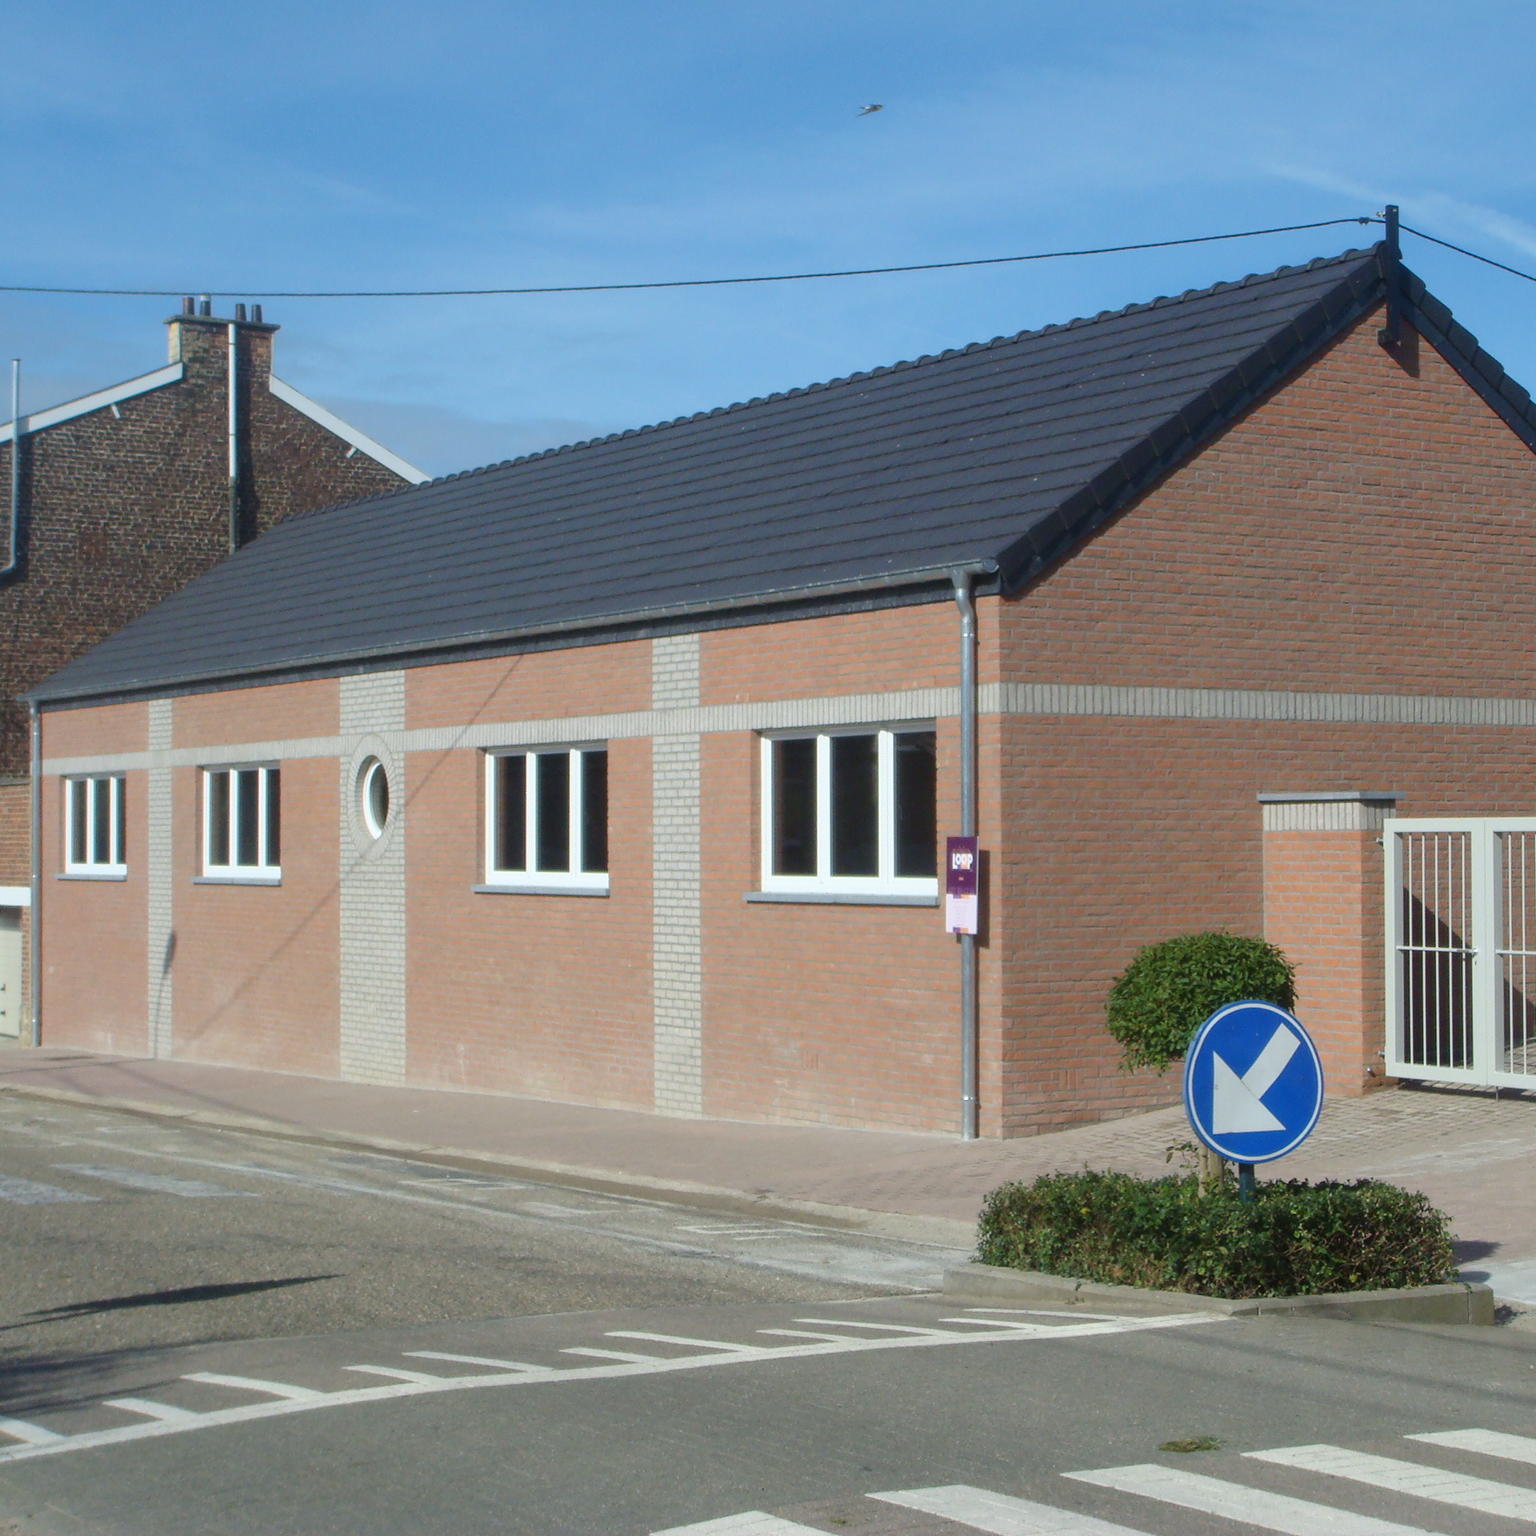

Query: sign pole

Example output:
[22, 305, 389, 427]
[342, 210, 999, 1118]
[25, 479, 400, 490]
[952, 571, 979, 1141]
[1237, 1163, 1256, 1203]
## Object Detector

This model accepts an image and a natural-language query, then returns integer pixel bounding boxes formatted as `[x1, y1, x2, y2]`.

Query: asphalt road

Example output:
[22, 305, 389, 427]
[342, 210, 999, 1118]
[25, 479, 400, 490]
[2, 1096, 1536, 1534]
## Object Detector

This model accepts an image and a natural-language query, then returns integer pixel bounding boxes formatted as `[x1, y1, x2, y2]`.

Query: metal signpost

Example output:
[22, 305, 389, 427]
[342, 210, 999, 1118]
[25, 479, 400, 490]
[1182, 1001, 1324, 1200]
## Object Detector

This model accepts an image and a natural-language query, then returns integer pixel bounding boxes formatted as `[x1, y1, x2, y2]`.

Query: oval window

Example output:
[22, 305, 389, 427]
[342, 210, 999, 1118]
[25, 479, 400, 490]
[360, 758, 390, 839]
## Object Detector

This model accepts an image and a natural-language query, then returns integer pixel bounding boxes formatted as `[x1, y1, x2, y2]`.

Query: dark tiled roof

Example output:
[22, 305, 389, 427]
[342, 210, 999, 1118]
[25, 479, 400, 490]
[34, 243, 1514, 704]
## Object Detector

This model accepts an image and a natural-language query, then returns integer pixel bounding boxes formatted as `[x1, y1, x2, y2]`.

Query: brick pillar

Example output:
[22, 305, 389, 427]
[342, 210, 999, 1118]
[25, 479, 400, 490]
[1260, 792, 1398, 1099]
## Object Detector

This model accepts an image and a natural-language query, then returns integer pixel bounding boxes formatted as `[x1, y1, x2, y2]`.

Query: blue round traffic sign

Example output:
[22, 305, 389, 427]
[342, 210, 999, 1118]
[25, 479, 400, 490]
[1182, 1001, 1323, 1163]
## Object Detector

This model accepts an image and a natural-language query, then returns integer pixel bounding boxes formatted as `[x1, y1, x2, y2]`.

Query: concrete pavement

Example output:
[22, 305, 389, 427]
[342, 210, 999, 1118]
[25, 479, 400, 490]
[0, 1045, 1530, 1293]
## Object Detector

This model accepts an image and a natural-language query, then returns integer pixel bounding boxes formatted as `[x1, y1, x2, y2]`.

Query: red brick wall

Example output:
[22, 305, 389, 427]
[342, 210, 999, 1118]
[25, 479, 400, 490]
[38, 768, 148, 1054]
[0, 782, 28, 888]
[173, 679, 338, 749]
[403, 737, 653, 1106]
[168, 757, 340, 1075]
[405, 644, 650, 730]
[994, 311, 1536, 1134]
[1262, 828, 1385, 1096]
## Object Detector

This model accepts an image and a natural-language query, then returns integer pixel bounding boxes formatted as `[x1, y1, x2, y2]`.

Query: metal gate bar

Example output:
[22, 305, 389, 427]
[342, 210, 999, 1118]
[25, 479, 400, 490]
[1387, 818, 1536, 1088]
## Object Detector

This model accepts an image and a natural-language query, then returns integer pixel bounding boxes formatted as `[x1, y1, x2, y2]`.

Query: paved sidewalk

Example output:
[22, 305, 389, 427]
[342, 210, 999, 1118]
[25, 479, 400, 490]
[0, 1045, 1530, 1287]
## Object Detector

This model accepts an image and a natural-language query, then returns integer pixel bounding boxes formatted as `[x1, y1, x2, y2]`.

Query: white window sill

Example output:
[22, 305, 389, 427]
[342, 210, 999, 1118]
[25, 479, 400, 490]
[746, 891, 938, 907]
[473, 883, 609, 898]
[59, 870, 128, 882]
[194, 873, 282, 887]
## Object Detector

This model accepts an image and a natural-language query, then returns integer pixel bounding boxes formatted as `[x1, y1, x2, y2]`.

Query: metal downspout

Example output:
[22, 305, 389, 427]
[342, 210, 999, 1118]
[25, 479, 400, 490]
[227, 324, 240, 553]
[952, 568, 980, 1140]
[4, 360, 20, 581]
[28, 703, 39, 1047]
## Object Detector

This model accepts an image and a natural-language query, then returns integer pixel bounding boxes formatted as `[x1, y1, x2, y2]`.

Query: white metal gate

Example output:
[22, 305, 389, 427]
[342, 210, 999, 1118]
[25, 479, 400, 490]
[1386, 818, 1536, 1087]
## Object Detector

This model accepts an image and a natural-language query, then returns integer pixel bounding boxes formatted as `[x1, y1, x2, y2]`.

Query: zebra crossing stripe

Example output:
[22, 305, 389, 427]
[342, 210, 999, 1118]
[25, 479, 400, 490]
[0, 1174, 97, 1205]
[872, 1483, 1155, 1532]
[1410, 1428, 1536, 1465]
[651, 1514, 824, 1534]
[1248, 1444, 1536, 1522]
[1065, 1462, 1442, 1535]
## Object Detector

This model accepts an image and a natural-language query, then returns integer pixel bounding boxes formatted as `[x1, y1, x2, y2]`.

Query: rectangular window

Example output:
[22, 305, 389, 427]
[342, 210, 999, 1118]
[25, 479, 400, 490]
[202, 765, 280, 881]
[485, 747, 609, 891]
[63, 775, 126, 874]
[761, 727, 938, 896]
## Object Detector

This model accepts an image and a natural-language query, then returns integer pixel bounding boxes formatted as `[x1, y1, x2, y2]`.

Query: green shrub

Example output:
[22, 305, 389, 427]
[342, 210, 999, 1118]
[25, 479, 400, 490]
[1106, 931, 1296, 1072]
[975, 1171, 1454, 1299]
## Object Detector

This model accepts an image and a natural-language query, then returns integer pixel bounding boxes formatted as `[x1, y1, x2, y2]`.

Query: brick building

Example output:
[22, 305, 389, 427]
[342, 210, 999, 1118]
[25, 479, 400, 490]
[0, 305, 425, 1037]
[25, 243, 1536, 1136]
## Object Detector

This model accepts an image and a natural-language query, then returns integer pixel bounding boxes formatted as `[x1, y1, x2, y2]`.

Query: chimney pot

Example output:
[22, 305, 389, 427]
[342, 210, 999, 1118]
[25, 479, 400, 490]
[234, 303, 247, 323]
[199, 297, 211, 317]
[251, 304, 263, 324]
[181, 296, 195, 316]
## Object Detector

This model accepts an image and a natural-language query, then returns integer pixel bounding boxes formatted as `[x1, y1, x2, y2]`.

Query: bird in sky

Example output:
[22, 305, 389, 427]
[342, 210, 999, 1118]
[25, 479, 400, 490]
[858, 104, 883, 116]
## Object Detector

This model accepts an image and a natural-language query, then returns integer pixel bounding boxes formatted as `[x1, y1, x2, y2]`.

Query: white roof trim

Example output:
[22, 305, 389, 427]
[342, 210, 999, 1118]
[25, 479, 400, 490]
[1, 363, 184, 442]
[268, 375, 429, 484]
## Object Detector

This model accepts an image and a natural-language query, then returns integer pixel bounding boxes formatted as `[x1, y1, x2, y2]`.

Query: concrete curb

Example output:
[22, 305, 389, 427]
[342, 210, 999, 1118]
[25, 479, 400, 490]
[945, 1263, 1495, 1324]
[0, 1081, 976, 1252]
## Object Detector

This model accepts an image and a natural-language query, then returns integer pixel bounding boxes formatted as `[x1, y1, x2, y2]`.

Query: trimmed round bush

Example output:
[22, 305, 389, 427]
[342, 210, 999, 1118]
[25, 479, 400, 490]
[1106, 931, 1296, 1073]
[975, 1171, 1454, 1298]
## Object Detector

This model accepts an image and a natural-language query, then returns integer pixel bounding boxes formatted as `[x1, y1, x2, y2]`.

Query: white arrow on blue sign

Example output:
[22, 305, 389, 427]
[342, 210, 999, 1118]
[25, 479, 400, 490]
[1183, 1000, 1324, 1163]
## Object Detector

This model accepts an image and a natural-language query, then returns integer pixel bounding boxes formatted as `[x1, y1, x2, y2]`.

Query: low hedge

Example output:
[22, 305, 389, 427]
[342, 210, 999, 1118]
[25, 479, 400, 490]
[975, 1170, 1455, 1299]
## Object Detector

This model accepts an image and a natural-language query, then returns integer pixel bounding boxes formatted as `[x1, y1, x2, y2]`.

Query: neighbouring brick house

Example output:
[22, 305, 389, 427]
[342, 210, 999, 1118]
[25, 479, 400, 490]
[25, 243, 1536, 1136]
[0, 304, 425, 1037]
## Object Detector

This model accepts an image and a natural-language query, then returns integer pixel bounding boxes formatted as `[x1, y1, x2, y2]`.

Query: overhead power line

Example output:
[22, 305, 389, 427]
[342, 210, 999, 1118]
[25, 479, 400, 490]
[1400, 223, 1536, 286]
[0, 217, 1378, 300]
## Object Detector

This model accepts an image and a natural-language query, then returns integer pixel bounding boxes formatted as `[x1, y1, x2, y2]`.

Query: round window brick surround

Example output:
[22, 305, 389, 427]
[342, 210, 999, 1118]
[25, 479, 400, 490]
[346, 739, 399, 858]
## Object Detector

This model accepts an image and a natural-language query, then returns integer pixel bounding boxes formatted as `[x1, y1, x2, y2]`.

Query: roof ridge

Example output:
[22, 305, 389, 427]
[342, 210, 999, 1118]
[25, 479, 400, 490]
[207, 242, 1388, 541]
[418, 244, 1383, 485]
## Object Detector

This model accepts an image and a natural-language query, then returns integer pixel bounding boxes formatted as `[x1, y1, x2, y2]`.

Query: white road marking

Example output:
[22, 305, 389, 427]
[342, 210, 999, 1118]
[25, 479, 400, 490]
[183, 1373, 327, 1402]
[403, 1351, 551, 1374]
[1411, 1427, 1536, 1464]
[875, 1482, 1156, 1533]
[0, 1174, 97, 1205]
[53, 1164, 254, 1198]
[755, 1329, 855, 1343]
[675, 1225, 786, 1237]
[519, 1202, 594, 1217]
[560, 1347, 670, 1363]
[0, 1312, 1215, 1466]
[790, 1317, 956, 1337]
[0, 1417, 64, 1445]
[344, 1366, 453, 1385]
[652, 1513, 824, 1534]
[1067, 1462, 1442, 1535]
[964, 1307, 1125, 1322]
[938, 1318, 1055, 1333]
[102, 1398, 201, 1424]
[1247, 1444, 1536, 1522]
[606, 1331, 769, 1354]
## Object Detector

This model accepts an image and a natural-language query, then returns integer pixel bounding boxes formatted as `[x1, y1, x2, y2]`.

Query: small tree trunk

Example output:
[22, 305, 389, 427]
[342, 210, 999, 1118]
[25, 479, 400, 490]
[1198, 1144, 1225, 1196]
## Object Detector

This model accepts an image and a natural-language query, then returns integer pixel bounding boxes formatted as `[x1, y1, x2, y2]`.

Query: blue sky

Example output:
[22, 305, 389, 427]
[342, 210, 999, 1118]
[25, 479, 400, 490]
[5, 2, 1536, 477]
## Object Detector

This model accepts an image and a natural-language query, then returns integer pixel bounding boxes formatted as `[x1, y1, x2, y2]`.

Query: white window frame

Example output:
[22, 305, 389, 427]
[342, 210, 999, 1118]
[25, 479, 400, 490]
[201, 764, 281, 884]
[63, 774, 126, 876]
[482, 745, 609, 893]
[759, 724, 939, 897]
